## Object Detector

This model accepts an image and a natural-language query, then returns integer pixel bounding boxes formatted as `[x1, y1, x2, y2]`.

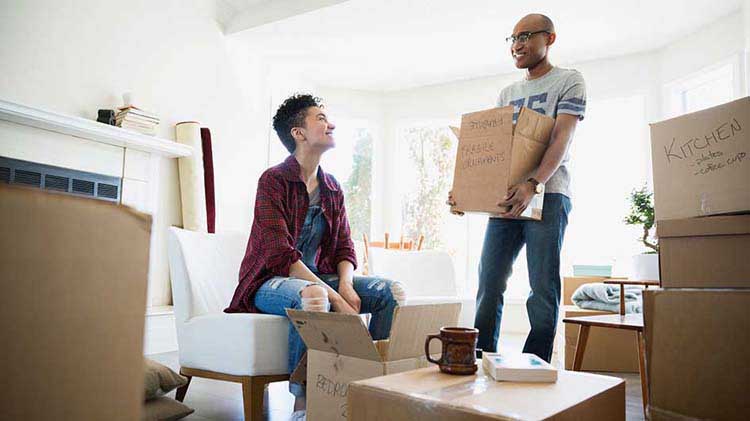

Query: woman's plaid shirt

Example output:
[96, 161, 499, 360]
[225, 155, 357, 313]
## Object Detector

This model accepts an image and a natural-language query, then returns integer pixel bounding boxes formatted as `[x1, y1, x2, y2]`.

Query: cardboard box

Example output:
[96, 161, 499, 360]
[450, 106, 554, 220]
[650, 96, 750, 221]
[0, 185, 151, 420]
[657, 214, 750, 288]
[348, 365, 625, 420]
[288, 303, 461, 421]
[644, 289, 750, 420]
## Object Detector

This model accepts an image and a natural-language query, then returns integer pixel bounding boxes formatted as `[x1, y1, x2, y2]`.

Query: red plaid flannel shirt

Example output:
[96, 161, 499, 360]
[225, 155, 358, 313]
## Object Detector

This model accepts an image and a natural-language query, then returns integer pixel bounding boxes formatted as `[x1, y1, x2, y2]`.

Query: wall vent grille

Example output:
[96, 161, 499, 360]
[0, 156, 121, 202]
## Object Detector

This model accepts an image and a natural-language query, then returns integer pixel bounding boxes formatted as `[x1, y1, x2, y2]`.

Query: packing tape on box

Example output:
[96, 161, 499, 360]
[404, 375, 514, 418]
[175, 121, 208, 232]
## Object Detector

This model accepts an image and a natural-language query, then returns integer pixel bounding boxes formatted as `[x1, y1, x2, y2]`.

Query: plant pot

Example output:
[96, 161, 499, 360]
[631, 253, 660, 281]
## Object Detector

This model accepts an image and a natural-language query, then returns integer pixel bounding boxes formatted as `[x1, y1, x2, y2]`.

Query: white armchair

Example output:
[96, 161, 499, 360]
[166, 227, 289, 421]
[367, 248, 476, 327]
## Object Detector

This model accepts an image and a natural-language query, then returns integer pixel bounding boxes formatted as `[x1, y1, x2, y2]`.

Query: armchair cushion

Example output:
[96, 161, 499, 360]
[178, 312, 289, 377]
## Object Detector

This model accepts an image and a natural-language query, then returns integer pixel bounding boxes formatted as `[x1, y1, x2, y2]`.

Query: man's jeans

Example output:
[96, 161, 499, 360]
[474, 193, 571, 362]
[254, 274, 398, 397]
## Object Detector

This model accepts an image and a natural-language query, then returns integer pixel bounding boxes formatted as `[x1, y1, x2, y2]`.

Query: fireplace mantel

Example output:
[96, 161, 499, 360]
[1, 98, 189, 352]
[0, 99, 192, 158]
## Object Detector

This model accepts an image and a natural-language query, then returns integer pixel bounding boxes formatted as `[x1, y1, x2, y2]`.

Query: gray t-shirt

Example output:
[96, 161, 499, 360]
[497, 66, 586, 198]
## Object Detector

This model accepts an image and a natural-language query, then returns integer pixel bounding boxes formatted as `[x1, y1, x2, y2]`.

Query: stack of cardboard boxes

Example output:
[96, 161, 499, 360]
[645, 97, 750, 420]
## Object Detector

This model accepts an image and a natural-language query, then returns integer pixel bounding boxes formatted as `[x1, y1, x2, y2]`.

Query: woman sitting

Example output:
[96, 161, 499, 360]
[225, 94, 405, 419]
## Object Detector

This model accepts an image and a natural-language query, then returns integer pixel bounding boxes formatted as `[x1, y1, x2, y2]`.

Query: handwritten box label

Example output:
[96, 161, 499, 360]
[650, 96, 750, 220]
[450, 106, 553, 220]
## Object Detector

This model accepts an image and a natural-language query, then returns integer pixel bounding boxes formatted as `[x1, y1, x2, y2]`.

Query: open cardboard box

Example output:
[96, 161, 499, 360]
[450, 106, 554, 220]
[287, 303, 460, 421]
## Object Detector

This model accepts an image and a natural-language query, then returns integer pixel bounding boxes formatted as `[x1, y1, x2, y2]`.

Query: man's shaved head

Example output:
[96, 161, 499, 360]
[516, 13, 555, 33]
[509, 13, 557, 71]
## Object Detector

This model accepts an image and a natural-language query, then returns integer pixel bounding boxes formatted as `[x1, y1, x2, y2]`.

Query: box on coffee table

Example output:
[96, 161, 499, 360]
[348, 365, 625, 420]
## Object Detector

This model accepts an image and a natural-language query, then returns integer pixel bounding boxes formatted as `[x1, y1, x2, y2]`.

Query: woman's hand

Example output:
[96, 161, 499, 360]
[329, 290, 358, 314]
[338, 282, 362, 313]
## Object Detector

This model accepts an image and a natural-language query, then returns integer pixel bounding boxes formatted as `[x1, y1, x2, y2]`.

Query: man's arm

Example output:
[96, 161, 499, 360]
[532, 113, 579, 183]
[499, 113, 579, 217]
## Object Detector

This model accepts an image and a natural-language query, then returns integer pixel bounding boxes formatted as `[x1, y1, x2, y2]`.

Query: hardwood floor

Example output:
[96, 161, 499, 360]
[149, 334, 644, 421]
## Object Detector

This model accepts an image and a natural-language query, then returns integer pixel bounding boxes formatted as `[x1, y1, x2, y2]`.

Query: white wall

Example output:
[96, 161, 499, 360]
[0, 0, 269, 306]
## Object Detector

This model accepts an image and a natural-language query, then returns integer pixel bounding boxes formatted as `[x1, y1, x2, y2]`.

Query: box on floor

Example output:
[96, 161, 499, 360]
[562, 277, 639, 373]
[450, 106, 554, 220]
[0, 185, 151, 420]
[650, 96, 750, 221]
[657, 214, 750, 288]
[348, 366, 625, 420]
[287, 303, 460, 421]
[644, 289, 750, 420]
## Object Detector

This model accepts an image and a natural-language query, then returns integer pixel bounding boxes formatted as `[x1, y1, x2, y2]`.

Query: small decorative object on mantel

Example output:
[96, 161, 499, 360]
[624, 184, 659, 281]
[115, 92, 160, 136]
[96, 109, 116, 125]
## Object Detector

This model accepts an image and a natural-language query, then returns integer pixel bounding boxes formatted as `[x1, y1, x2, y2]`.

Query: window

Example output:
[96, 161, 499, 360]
[562, 94, 651, 284]
[398, 125, 456, 250]
[266, 116, 374, 242]
[664, 57, 742, 118]
[328, 120, 374, 242]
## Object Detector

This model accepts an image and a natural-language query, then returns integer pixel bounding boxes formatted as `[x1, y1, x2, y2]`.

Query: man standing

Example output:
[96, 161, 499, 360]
[450, 14, 586, 362]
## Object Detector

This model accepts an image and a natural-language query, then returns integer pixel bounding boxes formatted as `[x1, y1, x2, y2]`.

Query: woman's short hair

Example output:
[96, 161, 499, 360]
[272, 94, 323, 154]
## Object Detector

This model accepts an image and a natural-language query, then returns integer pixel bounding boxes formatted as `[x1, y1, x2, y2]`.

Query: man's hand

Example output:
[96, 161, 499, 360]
[338, 281, 361, 313]
[498, 182, 535, 218]
[446, 190, 464, 216]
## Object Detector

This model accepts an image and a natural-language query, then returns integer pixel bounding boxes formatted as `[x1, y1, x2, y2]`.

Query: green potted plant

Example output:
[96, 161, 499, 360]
[624, 185, 659, 281]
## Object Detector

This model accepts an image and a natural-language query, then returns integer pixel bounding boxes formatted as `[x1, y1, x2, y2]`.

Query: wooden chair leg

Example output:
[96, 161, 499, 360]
[241, 376, 266, 421]
[572, 325, 590, 371]
[637, 331, 649, 417]
[175, 375, 191, 402]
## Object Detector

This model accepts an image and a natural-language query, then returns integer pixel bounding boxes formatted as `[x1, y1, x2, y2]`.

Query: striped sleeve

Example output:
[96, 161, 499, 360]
[557, 71, 587, 120]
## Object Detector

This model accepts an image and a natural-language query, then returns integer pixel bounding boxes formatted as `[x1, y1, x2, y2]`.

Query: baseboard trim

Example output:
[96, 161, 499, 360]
[144, 305, 178, 355]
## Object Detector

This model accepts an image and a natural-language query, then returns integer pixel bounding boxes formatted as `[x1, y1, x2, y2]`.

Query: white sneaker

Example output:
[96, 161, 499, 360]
[289, 410, 306, 421]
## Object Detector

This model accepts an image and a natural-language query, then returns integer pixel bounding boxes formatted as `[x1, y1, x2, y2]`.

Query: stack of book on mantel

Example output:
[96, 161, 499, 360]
[482, 352, 558, 383]
[116, 106, 159, 135]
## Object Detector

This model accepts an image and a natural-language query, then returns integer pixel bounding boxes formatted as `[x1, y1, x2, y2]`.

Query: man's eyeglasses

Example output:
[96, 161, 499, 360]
[505, 30, 550, 45]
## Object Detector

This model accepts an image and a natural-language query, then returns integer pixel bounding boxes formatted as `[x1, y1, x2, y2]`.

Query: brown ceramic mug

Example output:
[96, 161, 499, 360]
[424, 327, 479, 375]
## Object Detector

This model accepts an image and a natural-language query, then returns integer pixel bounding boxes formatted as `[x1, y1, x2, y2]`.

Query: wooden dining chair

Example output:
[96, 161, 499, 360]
[361, 232, 424, 275]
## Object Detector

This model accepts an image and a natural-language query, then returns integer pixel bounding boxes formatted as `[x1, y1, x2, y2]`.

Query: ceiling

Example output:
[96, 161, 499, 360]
[221, 0, 743, 91]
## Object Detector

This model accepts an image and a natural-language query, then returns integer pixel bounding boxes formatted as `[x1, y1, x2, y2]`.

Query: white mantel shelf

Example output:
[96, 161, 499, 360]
[0, 99, 192, 158]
